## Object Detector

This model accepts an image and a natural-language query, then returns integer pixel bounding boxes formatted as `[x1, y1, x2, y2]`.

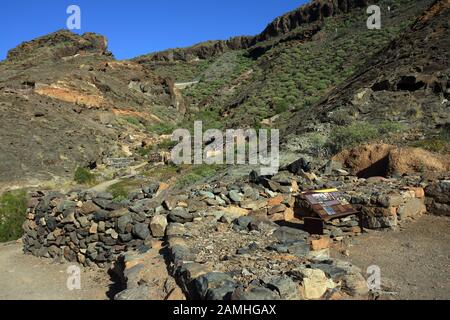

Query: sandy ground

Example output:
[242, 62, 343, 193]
[0, 241, 112, 300]
[333, 215, 450, 300]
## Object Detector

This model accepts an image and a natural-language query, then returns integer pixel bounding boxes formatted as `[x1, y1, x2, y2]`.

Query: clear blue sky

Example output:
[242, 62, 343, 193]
[0, 0, 307, 60]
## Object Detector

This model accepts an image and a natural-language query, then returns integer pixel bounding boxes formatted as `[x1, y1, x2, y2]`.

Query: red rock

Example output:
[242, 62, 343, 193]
[310, 236, 330, 251]
[268, 195, 284, 206]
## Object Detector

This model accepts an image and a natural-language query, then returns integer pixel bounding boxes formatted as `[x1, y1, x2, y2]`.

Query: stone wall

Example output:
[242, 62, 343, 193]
[22, 188, 162, 267]
[22, 171, 436, 269]
[425, 180, 450, 216]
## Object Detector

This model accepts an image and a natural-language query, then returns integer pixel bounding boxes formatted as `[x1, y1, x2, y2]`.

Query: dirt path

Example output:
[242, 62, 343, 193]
[0, 241, 112, 300]
[333, 215, 450, 300]
[88, 162, 148, 193]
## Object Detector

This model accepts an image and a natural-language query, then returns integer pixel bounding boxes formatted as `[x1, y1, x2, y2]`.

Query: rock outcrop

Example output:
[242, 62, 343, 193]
[6, 30, 110, 62]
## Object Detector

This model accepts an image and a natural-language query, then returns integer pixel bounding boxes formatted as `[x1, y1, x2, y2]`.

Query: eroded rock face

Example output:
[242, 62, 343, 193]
[334, 144, 449, 178]
[256, 0, 370, 42]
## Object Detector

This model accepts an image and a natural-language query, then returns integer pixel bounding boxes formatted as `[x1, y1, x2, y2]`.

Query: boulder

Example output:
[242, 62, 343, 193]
[294, 268, 334, 300]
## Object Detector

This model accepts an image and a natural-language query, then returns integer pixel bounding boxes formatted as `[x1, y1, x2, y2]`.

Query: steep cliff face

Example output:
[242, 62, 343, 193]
[255, 0, 370, 42]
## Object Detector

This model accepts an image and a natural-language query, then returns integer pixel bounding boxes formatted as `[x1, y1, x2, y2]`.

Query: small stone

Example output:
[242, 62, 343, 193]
[221, 206, 249, 217]
[166, 223, 186, 237]
[77, 216, 90, 228]
[268, 204, 286, 215]
[231, 286, 279, 300]
[89, 222, 98, 234]
[310, 236, 330, 251]
[133, 223, 150, 240]
[194, 272, 236, 300]
[342, 273, 369, 297]
[266, 275, 301, 300]
[273, 226, 309, 243]
[106, 228, 119, 239]
[98, 221, 106, 233]
[294, 268, 334, 300]
[117, 214, 133, 233]
[150, 215, 168, 238]
[284, 207, 295, 221]
[199, 191, 215, 199]
[229, 190, 243, 203]
[119, 233, 133, 242]
[268, 195, 284, 206]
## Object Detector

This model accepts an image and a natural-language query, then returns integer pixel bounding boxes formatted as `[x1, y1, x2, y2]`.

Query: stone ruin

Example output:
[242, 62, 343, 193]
[21, 161, 449, 300]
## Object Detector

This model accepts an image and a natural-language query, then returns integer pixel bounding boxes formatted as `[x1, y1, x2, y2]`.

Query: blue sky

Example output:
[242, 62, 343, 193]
[0, 0, 307, 60]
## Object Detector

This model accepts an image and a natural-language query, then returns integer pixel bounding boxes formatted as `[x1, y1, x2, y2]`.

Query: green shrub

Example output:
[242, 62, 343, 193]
[377, 121, 405, 135]
[107, 179, 144, 201]
[0, 190, 28, 242]
[74, 167, 96, 185]
[329, 122, 379, 152]
[273, 97, 288, 114]
[329, 120, 406, 153]
[176, 165, 223, 188]
[124, 116, 141, 127]
[148, 123, 176, 135]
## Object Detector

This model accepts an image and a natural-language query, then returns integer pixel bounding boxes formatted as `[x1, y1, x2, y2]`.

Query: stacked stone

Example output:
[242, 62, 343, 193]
[162, 213, 370, 300]
[425, 180, 450, 216]
[22, 188, 165, 267]
[347, 185, 427, 230]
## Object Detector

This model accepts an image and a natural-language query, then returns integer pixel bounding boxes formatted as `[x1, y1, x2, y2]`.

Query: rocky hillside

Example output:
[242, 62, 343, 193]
[0, 31, 185, 188]
[0, 0, 447, 190]
[284, 0, 449, 159]
[136, 0, 435, 131]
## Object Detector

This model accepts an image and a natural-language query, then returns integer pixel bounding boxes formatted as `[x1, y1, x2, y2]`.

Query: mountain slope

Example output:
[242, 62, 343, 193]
[0, 0, 446, 189]
[136, 0, 434, 130]
[284, 0, 449, 157]
[0, 31, 184, 187]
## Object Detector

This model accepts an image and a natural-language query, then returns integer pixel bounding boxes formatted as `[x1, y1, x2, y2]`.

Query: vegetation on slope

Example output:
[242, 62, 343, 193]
[0, 190, 28, 242]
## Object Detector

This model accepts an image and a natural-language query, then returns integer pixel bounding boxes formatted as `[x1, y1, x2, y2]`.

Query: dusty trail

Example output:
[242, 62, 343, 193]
[333, 215, 450, 300]
[0, 241, 111, 300]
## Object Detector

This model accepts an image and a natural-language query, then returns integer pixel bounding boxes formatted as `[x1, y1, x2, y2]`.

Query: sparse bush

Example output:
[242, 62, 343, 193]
[74, 167, 96, 185]
[378, 121, 405, 135]
[124, 116, 141, 127]
[329, 122, 379, 152]
[411, 139, 449, 154]
[148, 123, 175, 135]
[176, 165, 222, 188]
[107, 179, 144, 201]
[273, 97, 288, 114]
[328, 120, 406, 153]
[309, 133, 327, 152]
[0, 190, 28, 242]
